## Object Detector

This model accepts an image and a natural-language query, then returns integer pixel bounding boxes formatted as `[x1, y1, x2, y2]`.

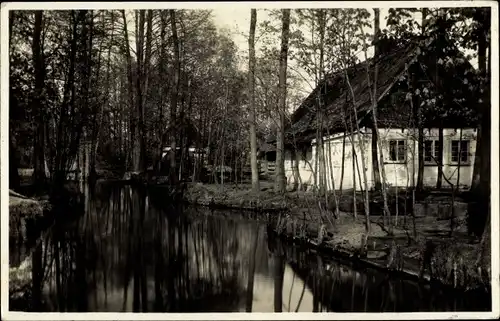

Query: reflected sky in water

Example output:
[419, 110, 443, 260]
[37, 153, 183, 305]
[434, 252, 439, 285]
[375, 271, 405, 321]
[10, 183, 491, 312]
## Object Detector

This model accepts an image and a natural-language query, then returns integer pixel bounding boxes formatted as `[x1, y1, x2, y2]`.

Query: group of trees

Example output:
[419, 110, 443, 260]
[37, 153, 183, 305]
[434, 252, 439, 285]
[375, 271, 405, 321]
[9, 7, 491, 239]
[9, 9, 265, 190]
[245, 8, 490, 241]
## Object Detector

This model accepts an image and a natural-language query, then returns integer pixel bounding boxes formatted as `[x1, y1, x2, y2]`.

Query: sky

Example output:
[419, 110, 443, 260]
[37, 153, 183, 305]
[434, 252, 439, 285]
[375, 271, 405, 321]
[212, 8, 389, 53]
[211, 8, 272, 68]
[211, 8, 394, 94]
[210, 8, 477, 93]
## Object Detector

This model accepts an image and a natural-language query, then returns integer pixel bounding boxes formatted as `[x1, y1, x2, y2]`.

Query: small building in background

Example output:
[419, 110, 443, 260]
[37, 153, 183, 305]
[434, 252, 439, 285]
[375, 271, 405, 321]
[257, 142, 276, 178]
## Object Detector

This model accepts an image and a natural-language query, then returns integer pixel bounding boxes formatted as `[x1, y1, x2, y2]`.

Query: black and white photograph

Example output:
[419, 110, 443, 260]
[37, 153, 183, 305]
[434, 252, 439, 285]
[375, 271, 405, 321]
[1, 1, 498, 319]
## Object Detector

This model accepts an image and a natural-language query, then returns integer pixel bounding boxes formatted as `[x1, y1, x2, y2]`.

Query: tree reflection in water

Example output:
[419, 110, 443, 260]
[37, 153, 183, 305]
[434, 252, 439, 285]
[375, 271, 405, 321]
[12, 183, 491, 313]
[268, 238, 491, 312]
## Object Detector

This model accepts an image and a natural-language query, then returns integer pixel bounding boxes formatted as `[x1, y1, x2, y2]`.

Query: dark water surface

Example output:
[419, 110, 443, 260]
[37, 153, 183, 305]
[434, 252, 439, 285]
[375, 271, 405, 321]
[10, 183, 491, 312]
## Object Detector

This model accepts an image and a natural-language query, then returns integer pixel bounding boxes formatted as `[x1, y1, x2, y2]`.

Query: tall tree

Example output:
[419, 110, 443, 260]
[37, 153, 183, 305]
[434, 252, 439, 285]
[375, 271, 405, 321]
[371, 8, 382, 191]
[169, 9, 181, 184]
[364, 8, 391, 229]
[9, 11, 21, 191]
[248, 9, 260, 193]
[316, 10, 328, 196]
[121, 10, 136, 172]
[273, 255, 285, 312]
[32, 11, 47, 187]
[469, 8, 491, 242]
[133, 10, 146, 172]
[89, 11, 115, 178]
[156, 11, 169, 173]
[274, 9, 291, 193]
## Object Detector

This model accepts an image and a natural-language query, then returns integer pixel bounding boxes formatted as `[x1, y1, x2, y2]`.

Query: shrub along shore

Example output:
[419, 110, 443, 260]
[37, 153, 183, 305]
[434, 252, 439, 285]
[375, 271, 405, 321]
[183, 182, 490, 292]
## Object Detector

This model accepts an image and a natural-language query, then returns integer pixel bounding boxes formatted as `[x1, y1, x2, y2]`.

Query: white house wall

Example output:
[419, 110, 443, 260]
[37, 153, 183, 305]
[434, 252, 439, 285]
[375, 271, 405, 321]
[284, 149, 314, 187]
[284, 128, 477, 190]
[284, 132, 373, 190]
[421, 128, 477, 188]
[318, 132, 373, 191]
[375, 128, 418, 189]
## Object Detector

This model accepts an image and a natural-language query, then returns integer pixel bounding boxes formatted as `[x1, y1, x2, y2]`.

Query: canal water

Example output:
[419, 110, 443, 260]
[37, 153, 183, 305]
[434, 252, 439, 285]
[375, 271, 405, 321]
[9, 183, 491, 313]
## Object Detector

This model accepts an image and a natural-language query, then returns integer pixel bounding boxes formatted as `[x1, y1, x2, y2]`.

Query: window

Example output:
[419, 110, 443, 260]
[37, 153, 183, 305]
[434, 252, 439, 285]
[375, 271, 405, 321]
[451, 140, 470, 164]
[424, 140, 442, 164]
[389, 140, 406, 162]
[300, 149, 312, 169]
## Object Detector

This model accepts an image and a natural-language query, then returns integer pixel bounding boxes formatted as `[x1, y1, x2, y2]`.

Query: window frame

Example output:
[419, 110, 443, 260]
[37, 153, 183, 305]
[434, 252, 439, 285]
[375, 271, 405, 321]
[450, 140, 471, 165]
[423, 140, 442, 165]
[388, 139, 407, 163]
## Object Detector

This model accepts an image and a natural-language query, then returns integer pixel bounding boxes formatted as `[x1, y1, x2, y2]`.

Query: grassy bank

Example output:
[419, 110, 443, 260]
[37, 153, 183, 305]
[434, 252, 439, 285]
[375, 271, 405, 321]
[9, 195, 51, 244]
[183, 182, 489, 292]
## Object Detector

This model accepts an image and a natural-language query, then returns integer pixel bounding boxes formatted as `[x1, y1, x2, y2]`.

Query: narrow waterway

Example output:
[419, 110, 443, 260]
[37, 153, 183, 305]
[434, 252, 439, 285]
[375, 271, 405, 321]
[9, 182, 491, 312]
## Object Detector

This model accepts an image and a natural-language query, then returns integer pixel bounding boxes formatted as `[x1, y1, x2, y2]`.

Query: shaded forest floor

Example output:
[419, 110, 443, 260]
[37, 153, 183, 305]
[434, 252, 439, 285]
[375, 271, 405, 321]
[184, 181, 489, 292]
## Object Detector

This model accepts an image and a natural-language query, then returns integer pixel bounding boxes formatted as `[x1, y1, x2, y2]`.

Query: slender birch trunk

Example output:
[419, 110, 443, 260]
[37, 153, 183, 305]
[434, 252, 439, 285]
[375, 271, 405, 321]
[170, 9, 181, 184]
[274, 9, 291, 193]
[248, 9, 260, 193]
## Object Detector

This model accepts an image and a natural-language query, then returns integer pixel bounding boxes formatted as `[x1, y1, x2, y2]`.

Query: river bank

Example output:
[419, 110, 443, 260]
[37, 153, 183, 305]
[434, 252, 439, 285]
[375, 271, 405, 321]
[8, 185, 86, 301]
[9, 193, 51, 244]
[8, 180, 491, 312]
[8, 180, 489, 304]
[183, 182, 490, 293]
[9, 193, 48, 303]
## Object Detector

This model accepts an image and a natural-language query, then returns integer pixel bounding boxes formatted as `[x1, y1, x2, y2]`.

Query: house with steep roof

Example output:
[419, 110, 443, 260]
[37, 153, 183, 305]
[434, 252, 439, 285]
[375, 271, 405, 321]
[280, 35, 480, 191]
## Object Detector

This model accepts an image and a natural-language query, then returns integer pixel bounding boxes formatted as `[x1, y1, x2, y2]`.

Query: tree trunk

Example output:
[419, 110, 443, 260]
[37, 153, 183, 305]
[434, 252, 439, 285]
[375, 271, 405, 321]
[274, 9, 291, 193]
[416, 128, 425, 192]
[169, 9, 181, 184]
[9, 12, 21, 191]
[339, 132, 346, 192]
[371, 125, 382, 190]
[411, 67, 424, 192]
[316, 10, 327, 197]
[371, 8, 382, 191]
[471, 125, 481, 191]
[477, 207, 490, 274]
[121, 10, 135, 172]
[248, 9, 260, 193]
[89, 12, 110, 178]
[141, 9, 153, 171]
[436, 126, 444, 188]
[156, 12, 169, 173]
[291, 149, 302, 191]
[273, 255, 285, 312]
[470, 8, 490, 200]
[32, 11, 47, 188]
[245, 227, 259, 312]
[9, 138, 21, 191]
[78, 10, 94, 181]
[133, 10, 146, 173]
[345, 74, 371, 230]
[471, 23, 491, 237]
[325, 126, 340, 218]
